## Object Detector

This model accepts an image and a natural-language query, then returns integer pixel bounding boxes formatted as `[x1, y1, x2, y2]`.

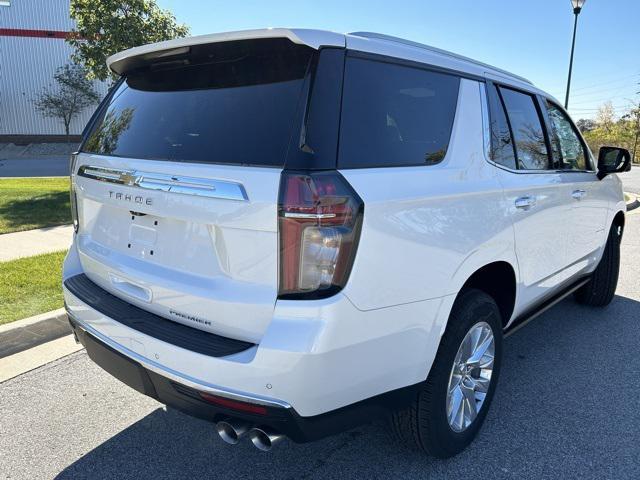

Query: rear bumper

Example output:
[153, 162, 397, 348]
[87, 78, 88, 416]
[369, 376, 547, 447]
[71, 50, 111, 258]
[68, 314, 419, 442]
[62, 242, 449, 430]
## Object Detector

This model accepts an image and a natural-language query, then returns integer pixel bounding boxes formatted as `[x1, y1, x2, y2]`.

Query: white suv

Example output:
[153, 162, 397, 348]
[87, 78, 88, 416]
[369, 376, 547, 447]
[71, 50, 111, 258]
[63, 29, 631, 457]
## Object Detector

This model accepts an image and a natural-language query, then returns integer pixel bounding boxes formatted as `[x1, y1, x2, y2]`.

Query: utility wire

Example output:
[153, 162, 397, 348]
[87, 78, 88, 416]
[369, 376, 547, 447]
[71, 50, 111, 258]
[544, 70, 640, 90]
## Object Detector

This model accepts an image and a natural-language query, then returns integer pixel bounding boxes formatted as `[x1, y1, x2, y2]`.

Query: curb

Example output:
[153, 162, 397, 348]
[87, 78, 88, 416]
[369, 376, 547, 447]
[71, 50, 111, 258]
[625, 192, 640, 212]
[0, 308, 71, 359]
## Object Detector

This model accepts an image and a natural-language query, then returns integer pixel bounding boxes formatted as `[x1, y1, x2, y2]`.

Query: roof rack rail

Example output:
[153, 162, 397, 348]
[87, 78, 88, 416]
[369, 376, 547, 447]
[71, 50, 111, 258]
[348, 31, 533, 85]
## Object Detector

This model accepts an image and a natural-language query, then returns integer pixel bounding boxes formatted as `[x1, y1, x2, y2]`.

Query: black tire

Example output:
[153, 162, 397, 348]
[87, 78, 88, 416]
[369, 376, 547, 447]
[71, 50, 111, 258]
[389, 288, 503, 458]
[574, 224, 621, 307]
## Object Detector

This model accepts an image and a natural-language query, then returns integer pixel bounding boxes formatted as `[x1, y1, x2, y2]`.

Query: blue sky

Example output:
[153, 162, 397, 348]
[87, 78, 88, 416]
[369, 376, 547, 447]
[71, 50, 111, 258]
[157, 0, 639, 120]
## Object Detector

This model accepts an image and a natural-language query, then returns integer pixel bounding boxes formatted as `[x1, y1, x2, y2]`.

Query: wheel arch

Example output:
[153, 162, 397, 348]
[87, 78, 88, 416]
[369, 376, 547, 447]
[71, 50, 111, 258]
[457, 261, 517, 327]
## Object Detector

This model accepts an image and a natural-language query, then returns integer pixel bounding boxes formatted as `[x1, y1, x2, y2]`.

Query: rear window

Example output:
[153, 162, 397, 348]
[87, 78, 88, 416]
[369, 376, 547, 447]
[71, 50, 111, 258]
[338, 56, 460, 169]
[83, 39, 313, 166]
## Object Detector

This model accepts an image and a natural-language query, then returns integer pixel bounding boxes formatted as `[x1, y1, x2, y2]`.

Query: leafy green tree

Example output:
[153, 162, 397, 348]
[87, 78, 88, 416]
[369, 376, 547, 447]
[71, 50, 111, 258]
[621, 105, 640, 163]
[84, 108, 135, 154]
[34, 64, 100, 143]
[582, 101, 640, 163]
[68, 0, 189, 81]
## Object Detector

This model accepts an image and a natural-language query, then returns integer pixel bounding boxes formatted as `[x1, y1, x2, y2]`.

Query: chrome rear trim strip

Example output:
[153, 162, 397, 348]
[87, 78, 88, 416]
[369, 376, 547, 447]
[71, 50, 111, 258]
[77, 165, 249, 202]
[283, 212, 337, 219]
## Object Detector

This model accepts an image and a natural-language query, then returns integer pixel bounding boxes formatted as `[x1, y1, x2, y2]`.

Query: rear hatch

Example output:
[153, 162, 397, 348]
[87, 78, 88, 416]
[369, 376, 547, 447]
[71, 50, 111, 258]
[72, 38, 314, 343]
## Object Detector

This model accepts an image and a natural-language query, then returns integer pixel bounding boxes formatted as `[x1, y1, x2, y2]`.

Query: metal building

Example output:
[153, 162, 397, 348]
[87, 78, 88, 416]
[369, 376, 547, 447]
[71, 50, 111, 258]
[0, 0, 108, 141]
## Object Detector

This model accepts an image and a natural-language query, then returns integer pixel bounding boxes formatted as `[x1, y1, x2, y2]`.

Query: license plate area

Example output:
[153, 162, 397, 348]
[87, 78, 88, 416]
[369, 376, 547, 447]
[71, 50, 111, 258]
[127, 212, 160, 258]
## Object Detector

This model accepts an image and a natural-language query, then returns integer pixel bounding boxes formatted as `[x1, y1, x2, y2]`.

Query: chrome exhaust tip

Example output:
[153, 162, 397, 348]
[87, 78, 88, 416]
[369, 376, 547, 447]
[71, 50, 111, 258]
[248, 427, 285, 451]
[216, 419, 250, 445]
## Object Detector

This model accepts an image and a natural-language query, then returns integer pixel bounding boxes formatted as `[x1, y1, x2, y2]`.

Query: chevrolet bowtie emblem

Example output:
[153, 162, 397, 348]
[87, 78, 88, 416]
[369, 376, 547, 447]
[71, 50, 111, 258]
[119, 172, 141, 186]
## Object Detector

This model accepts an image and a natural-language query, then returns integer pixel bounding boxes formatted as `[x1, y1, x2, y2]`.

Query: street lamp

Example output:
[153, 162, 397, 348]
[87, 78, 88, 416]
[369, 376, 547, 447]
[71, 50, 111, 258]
[565, 0, 587, 109]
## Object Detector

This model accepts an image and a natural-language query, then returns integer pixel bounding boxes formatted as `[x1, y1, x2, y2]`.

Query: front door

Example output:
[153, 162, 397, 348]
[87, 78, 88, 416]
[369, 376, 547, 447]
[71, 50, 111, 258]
[544, 101, 608, 270]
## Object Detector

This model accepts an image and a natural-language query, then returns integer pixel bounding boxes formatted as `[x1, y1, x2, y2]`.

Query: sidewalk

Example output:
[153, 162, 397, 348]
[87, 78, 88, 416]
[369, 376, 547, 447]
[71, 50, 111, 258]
[0, 224, 73, 261]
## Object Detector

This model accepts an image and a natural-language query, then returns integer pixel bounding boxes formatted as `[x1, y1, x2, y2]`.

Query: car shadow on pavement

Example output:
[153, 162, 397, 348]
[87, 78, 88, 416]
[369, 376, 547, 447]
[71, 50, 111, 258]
[55, 294, 640, 480]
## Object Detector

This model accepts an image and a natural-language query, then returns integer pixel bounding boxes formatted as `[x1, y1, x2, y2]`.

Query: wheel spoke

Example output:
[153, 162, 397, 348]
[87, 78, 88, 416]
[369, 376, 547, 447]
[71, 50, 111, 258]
[448, 386, 464, 428]
[467, 333, 494, 366]
[472, 375, 491, 393]
[477, 355, 494, 369]
[458, 336, 474, 363]
[461, 383, 477, 423]
[449, 373, 463, 394]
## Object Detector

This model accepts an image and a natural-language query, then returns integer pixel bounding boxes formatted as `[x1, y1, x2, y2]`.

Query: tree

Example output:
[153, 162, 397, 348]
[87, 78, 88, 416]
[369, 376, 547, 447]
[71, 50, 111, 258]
[34, 64, 100, 143]
[68, 0, 190, 81]
[595, 101, 616, 134]
[576, 118, 596, 133]
[83, 108, 135, 154]
[621, 105, 640, 163]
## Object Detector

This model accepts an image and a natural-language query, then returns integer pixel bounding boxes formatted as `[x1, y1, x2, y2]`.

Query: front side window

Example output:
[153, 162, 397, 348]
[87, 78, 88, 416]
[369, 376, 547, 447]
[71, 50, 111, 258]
[499, 87, 550, 170]
[338, 56, 460, 169]
[546, 102, 588, 171]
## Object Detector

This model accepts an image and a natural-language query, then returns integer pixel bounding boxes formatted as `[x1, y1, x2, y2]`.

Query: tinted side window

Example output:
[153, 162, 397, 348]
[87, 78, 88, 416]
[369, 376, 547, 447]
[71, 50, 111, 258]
[499, 87, 549, 170]
[338, 57, 460, 169]
[546, 102, 588, 170]
[487, 84, 517, 169]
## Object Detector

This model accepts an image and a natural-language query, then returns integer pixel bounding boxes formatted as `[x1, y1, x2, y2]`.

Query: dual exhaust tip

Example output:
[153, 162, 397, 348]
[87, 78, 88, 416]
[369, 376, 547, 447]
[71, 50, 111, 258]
[216, 419, 284, 451]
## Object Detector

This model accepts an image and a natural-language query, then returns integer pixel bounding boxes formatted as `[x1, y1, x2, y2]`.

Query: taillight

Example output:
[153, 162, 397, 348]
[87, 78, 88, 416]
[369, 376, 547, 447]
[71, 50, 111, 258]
[278, 171, 363, 299]
[69, 153, 79, 233]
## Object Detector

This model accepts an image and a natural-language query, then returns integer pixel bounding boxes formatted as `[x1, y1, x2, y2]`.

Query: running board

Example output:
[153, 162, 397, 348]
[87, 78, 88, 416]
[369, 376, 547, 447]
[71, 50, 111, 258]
[504, 276, 591, 338]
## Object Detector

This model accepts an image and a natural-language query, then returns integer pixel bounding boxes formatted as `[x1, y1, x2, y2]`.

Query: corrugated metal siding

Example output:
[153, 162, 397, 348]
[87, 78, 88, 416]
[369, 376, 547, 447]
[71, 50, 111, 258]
[0, 0, 75, 31]
[0, 0, 109, 136]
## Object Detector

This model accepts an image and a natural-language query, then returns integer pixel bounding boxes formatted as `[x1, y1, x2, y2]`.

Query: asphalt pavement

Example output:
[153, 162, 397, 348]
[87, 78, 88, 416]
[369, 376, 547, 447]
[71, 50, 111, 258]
[0, 156, 69, 177]
[1, 214, 640, 479]
[621, 165, 640, 194]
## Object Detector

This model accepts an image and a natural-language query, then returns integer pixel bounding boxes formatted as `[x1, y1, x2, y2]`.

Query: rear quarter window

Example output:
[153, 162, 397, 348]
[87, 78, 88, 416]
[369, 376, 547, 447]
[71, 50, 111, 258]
[338, 56, 460, 169]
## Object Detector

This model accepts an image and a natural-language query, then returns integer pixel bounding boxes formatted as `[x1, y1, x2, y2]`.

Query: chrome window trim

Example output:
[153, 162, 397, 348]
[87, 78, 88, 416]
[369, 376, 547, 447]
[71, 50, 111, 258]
[77, 165, 249, 201]
[66, 305, 292, 409]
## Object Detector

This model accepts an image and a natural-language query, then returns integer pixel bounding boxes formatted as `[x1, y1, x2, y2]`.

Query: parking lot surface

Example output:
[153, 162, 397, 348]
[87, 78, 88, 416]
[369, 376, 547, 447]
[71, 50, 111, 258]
[0, 157, 68, 177]
[622, 165, 640, 194]
[1, 216, 639, 479]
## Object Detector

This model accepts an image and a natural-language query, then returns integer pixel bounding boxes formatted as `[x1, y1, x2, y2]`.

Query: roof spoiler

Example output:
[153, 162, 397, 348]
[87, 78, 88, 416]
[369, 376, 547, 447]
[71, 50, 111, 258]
[106, 28, 345, 76]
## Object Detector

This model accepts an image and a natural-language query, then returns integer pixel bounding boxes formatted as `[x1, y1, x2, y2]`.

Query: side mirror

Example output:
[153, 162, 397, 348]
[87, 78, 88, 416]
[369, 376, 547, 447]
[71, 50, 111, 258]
[597, 146, 631, 179]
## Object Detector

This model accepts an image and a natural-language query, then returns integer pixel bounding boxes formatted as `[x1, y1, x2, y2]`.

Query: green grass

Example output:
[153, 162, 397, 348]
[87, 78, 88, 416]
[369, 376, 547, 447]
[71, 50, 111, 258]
[0, 177, 71, 234]
[0, 251, 66, 325]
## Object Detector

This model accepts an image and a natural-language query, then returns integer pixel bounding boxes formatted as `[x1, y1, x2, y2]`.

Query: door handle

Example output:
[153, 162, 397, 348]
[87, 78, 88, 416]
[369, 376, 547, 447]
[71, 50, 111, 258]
[515, 196, 536, 210]
[572, 189, 586, 200]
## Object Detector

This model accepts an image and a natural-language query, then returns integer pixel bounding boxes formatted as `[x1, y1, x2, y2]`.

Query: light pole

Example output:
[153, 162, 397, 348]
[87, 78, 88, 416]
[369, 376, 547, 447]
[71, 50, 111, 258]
[565, 0, 587, 109]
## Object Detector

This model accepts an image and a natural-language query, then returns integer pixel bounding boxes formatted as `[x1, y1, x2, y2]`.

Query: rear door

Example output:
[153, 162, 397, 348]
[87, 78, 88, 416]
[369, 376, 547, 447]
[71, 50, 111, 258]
[72, 39, 314, 343]
[487, 83, 571, 307]
[543, 100, 608, 266]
